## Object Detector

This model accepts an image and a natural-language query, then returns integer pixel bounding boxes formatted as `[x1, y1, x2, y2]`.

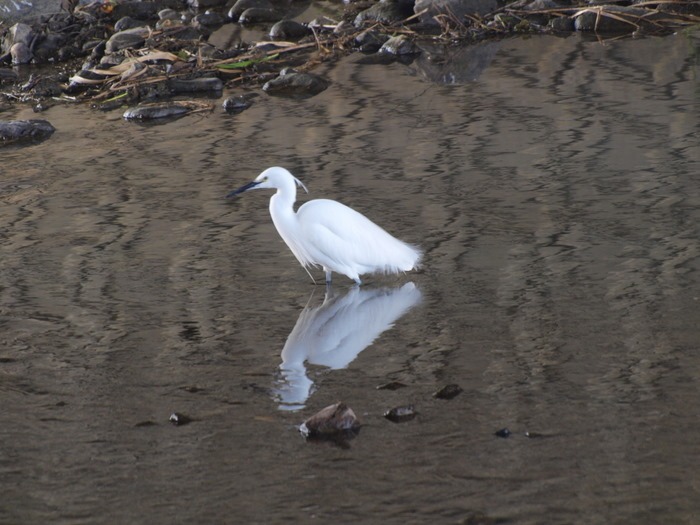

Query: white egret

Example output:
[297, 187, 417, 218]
[227, 167, 422, 285]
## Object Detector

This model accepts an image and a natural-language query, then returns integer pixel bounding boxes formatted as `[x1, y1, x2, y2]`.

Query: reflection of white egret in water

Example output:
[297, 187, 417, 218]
[274, 283, 422, 410]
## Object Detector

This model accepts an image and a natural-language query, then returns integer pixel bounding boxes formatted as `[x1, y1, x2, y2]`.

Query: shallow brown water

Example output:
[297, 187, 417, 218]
[2, 32, 700, 524]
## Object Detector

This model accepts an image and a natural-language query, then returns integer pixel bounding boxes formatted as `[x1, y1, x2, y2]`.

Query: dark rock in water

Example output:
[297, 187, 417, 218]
[193, 11, 226, 29]
[376, 380, 407, 390]
[10, 43, 32, 65]
[549, 15, 575, 32]
[0, 120, 56, 144]
[167, 77, 223, 94]
[433, 384, 463, 400]
[379, 35, 418, 55]
[263, 70, 329, 98]
[222, 93, 256, 112]
[123, 103, 192, 121]
[355, 30, 390, 53]
[169, 412, 192, 426]
[354, 0, 413, 27]
[228, 0, 275, 20]
[105, 28, 151, 54]
[495, 427, 511, 438]
[239, 7, 282, 24]
[384, 404, 416, 423]
[414, 0, 498, 26]
[269, 20, 312, 40]
[300, 402, 361, 437]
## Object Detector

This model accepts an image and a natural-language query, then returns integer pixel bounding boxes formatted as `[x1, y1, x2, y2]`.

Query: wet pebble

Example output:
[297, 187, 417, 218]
[105, 28, 151, 54]
[355, 29, 390, 53]
[123, 102, 192, 121]
[169, 412, 192, 426]
[193, 11, 226, 29]
[384, 404, 416, 423]
[239, 7, 282, 24]
[0, 119, 56, 144]
[262, 69, 329, 98]
[228, 0, 275, 20]
[495, 427, 511, 438]
[300, 402, 361, 437]
[159, 8, 181, 20]
[222, 93, 256, 112]
[379, 35, 418, 56]
[269, 20, 311, 40]
[114, 16, 149, 32]
[433, 383, 463, 400]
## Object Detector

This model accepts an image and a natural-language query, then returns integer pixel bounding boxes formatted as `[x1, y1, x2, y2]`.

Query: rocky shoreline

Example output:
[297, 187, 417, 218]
[0, 0, 697, 135]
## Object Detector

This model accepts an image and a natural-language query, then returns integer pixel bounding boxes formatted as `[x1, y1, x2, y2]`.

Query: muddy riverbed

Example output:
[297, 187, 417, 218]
[2, 30, 700, 524]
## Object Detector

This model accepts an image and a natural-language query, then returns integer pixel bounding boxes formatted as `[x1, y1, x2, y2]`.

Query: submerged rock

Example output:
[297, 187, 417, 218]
[300, 402, 361, 437]
[222, 93, 256, 112]
[123, 102, 192, 120]
[379, 35, 418, 55]
[0, 120, 56, 144]
[262, 69, 329, 98]
[495, 427, 511, 438]
[433, 384, 463, 400]
[384, 404, 416, 423]
[169, 412, 192, 425]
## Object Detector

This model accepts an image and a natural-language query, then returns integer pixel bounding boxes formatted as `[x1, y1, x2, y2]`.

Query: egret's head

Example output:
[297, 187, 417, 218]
[226, 167, 309, 198]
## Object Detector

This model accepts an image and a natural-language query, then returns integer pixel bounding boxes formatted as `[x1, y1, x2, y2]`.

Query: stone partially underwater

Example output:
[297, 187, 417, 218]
[0, 119, 55, 145]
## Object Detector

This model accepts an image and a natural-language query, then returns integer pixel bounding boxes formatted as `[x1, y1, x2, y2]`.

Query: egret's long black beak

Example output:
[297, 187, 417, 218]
[226, 180, 261, 199]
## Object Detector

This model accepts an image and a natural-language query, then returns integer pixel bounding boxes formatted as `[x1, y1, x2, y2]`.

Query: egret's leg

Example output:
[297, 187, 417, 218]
[324, 269, 332, 285]
[354, 277, 362, 286]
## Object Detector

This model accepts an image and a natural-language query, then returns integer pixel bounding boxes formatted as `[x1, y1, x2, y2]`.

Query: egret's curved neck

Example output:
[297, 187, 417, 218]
[269, 182, 298, 234]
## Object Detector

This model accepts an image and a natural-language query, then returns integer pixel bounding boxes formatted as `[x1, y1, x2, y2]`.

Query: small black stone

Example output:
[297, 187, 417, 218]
[384, 404, 416, 423]
[169, 412, 192, 426]
[495, 427, 511, 438]
[433, 384, 463, 400]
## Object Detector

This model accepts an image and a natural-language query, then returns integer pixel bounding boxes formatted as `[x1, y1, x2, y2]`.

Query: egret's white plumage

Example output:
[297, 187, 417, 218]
[227, 167, 422, 284]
